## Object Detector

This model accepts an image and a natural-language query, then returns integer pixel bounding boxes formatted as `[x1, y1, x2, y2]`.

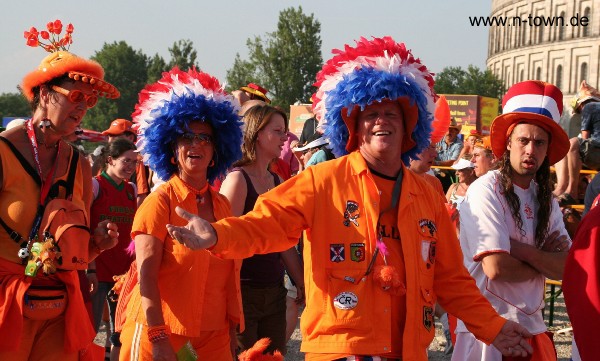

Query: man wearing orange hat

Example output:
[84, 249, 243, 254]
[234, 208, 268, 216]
[166, 37, 534, 360]
[470, 136, 498, 177]
[455, 80, 571, 361]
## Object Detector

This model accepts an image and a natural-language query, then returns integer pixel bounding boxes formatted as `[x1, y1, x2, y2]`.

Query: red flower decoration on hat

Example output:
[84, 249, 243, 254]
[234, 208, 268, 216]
[24, 19, 73, 52]
[47, 20, 63, 34]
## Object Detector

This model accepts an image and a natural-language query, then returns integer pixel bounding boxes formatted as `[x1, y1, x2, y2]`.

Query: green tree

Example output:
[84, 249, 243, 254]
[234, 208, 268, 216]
[226, 6, 322, 107]
[0, 92, 30, 120]
[434, 65, 505, 100]
[147, 54, 168, 84]
[167, 39, 199, 71]
[225, 54, 258, 92]
[84, 41, 149, 131]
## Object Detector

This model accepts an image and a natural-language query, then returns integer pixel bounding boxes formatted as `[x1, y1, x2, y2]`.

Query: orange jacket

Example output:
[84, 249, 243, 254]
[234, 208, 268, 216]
[212, 151, 506, 360]
[126, 175, 243, 336]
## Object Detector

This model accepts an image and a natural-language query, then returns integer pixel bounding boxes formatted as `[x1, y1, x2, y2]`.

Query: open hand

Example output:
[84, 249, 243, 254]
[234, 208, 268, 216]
[166, 206, 217, 250]
[492, 320, 533, 357]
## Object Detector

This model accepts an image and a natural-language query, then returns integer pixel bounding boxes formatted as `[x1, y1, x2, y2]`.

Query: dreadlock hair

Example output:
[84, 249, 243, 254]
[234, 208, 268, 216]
[497, 150, 552, 248]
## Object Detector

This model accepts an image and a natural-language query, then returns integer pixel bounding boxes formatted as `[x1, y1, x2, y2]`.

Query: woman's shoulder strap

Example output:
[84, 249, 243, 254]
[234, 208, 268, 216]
[0, 136, 41, 186]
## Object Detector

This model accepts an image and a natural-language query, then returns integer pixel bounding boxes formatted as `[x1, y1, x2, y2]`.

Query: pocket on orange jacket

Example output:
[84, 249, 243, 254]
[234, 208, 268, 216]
[322, 269, 372, 334]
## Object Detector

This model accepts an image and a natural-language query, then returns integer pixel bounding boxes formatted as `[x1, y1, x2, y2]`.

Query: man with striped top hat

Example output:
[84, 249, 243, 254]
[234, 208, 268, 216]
[454, 80, 571, 361]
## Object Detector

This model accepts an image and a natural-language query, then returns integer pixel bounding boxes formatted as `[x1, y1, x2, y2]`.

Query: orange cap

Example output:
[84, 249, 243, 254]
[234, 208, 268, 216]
[102, 119, 133, 136]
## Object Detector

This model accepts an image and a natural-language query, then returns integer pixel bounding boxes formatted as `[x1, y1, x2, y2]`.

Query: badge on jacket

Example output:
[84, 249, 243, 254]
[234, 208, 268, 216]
[343, 200, 360, 227]
[421, 240, 437, 269]
[423, 306, 434, 331]
[419, 219, 437, 237]
[330, 244, 345, 262]
[350, 243, 365, 262]
[334, 291, 358, 310]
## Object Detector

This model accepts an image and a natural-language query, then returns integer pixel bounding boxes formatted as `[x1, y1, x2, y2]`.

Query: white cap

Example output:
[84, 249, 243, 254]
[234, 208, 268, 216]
[451, 158, 475, 170]
[293, 137, 329, 152]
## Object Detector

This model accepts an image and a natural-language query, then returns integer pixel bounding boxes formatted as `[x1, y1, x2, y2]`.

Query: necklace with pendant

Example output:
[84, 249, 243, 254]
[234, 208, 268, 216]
[180, 178, 209, 204]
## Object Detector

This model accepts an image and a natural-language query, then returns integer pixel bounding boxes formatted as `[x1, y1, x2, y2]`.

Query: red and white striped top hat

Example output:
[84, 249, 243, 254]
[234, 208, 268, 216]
[490, 80, 569, 165]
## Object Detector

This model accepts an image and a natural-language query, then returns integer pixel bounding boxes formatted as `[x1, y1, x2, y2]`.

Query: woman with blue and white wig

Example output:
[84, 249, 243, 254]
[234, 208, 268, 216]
[118, 67, 244, 361]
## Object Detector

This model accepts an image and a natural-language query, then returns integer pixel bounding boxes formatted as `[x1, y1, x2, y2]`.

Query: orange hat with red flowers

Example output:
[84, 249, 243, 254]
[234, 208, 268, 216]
[21, 19, 119, 102]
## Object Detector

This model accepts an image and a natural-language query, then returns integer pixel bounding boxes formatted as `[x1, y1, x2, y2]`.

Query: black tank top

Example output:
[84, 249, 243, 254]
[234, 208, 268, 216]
[233, 168, 284, 287]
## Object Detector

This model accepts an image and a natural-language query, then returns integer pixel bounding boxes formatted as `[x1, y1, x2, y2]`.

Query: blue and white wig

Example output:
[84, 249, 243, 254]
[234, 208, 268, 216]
[132, 67, 243, 183]
[312, 37, 437, 165]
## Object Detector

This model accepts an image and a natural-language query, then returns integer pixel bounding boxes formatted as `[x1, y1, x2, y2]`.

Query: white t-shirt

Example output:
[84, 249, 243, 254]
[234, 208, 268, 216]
[456, 170, 569, 335]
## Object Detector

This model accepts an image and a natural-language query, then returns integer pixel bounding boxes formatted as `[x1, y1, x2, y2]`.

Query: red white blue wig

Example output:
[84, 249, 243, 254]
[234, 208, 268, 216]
[132, 67, 243, 183]
[312, 37, 437, 164]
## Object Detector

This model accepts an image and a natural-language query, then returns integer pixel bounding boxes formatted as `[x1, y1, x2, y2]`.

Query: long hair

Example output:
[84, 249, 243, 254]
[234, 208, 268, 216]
[497, 152, 552, 248]
[234, 104, 288, 167]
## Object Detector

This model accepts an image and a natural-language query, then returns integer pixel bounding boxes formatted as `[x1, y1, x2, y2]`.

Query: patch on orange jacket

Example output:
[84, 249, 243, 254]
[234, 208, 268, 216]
[343, 200, 360, 227]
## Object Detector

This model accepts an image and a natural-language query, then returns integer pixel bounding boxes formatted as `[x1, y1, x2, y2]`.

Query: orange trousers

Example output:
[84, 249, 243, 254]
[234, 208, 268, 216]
[119, 321, 233, 361]
[0, 314, 77, 361]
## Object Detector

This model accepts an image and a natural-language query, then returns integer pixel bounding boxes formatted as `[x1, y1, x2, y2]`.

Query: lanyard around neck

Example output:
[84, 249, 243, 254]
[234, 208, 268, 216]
[26, 120, 61, 206]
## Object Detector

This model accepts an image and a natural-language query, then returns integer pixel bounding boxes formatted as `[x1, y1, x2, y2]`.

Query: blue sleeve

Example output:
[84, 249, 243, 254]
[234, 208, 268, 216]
[306, 150, 327, 167]
[449, 142, 464, 160]
[581, 103, 600, 132]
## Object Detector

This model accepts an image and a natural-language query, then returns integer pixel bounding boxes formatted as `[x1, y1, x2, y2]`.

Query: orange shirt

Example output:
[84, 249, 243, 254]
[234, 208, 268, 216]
[422, 173, 445, 198]
[211, 151, 506, 360]
[0, 142, 87, 263]
[135, 160, 150, 196]
[125, 175, 243, 336]
[0, 141, 93, 352]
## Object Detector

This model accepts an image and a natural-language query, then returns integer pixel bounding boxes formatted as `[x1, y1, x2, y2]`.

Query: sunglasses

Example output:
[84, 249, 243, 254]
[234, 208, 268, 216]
[51, 85, 98, 108]
[179, 132, 213, 146]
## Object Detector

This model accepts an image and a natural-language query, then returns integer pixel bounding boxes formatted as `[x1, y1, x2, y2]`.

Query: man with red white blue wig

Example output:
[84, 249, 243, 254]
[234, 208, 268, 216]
[167, 37, 534, 360]
[455, 80, 571, 361]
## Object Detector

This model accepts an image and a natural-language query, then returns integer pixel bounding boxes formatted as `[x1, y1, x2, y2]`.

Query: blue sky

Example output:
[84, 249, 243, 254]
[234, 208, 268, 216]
[1, 0, 492, 94]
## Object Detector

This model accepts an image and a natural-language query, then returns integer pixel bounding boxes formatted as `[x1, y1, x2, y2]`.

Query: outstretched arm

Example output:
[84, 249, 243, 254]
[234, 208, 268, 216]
[167, 207, 218, 250]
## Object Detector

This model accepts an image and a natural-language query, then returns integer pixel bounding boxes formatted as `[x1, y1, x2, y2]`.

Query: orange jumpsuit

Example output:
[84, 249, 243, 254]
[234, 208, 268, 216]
[211, 151, 507, 360]
[119, 175, 243, 360]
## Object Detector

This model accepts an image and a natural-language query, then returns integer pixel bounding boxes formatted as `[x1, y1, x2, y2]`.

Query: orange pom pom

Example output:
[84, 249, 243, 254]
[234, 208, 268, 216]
[373, 265, 406, 295]
[238, 338, 284, 361]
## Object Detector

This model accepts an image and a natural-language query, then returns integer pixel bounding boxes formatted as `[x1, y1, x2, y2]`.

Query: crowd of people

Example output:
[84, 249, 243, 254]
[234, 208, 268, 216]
[1, 19, 599, 361]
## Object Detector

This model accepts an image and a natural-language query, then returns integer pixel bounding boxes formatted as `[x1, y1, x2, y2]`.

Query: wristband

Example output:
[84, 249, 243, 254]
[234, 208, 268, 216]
[147, 325, 171, 343]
